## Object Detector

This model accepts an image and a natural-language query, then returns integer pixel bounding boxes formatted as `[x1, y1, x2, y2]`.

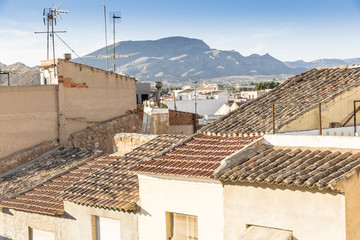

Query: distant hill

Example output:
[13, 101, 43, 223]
[0, 62, 40, 86]
[75, 36, 306, 83]
[285, 58, 360, 69]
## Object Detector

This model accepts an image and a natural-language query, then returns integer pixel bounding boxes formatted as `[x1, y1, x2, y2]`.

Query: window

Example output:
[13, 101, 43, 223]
[141, 94, 149, 103]
[166, 212, 198, 240]
[29, 228, 54, 240]
[92, 216, 121, 240]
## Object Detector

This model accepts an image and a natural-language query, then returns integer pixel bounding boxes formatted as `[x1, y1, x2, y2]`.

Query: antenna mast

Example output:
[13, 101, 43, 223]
[103, 1, 109, 71]
[35, 3, 67, 80]
[111, 12, 121, 73]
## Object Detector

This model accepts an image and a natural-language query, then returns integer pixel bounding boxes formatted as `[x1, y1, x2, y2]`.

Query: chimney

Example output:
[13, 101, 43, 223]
[155, 81, 163, 106]
[63, 53, 72, 60]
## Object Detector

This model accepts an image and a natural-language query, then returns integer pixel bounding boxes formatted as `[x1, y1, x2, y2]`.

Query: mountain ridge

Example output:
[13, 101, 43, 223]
[0, 62, 40, 86]
[76, 36, 306, 83]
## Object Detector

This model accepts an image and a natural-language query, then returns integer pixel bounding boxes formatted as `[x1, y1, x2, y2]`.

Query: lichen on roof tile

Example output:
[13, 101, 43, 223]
[200, 66, 360, 136]
[58, 134, 186, 211]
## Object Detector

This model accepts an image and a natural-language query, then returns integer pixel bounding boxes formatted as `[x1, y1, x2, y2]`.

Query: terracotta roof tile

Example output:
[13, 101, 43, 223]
[214, 144, 360, 191]
[200, 66, 360, 136]
[59, 135, 186, 211]
[131, 134, 259, 178]
[0, 148, 103, 215]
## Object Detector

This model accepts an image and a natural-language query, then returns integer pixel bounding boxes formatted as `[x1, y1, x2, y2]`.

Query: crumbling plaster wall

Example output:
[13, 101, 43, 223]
[56, 59, 137, 145]
[0, 208, 68, 240]
[67, 114, 142, 153]
[0, 202, 138, 240]
[112, 133, 157, 156]
[128, 106, 197, 136]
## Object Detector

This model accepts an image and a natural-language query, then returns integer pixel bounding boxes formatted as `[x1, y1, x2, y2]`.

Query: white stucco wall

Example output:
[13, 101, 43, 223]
[63, 201, 138, 240]
[223, 182, 346, 240]
[0, 202, 138, 240]
[138, 174, 224, 240]
[0, 208, 67, 240]
[164, 98, 228, 115]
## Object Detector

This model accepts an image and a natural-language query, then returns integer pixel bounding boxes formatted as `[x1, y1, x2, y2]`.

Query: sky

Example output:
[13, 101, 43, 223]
[1, 0, 360, 66]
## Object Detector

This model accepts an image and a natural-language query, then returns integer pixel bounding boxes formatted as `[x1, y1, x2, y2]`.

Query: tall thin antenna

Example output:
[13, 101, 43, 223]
[103, 0, 109, 71]
[194, 81, 198, 132]
[111, 12, 121, 73]
[35, 4, 67, 80]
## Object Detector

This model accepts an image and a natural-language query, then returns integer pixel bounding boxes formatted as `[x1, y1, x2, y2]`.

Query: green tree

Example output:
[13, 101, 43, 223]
[253, 81, 279, 91]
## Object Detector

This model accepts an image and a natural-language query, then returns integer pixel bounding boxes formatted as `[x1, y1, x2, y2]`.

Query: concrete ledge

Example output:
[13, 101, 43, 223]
[264, 134, 360, 149]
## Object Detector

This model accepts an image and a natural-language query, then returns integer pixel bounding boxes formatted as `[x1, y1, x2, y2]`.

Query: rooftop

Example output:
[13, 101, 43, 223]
[59, 135, 186, 211]
[200, 66, 360, 136]
[0, 148, 102, 215]
[131, 134, 259, 178]
[214, 135, 360, 191]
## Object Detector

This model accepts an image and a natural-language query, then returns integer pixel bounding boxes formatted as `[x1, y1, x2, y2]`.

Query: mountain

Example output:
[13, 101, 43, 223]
[0, 62, 40, 86]
[75, 36, 305, 83]
[285, 58, 360, 69]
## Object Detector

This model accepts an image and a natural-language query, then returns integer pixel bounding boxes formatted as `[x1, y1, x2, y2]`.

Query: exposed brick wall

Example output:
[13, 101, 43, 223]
[67, 114, 142, 153]
[58, 76, 88, 88]
[0, 141, 58, 174]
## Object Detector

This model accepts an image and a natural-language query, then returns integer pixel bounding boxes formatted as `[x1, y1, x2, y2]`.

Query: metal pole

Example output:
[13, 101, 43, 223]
[272, 102, 275, 134]
[47, 18, 50, 60]
[194, 81, 198, 132]
[51, 17, 56, 79]
[319, 103, 322, 135]
[113, 14, 116, 73]
[355, 101, 357, 136]
[103, 2, 108, 71]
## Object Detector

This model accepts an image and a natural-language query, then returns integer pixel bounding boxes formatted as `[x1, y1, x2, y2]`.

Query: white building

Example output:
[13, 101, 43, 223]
[163, 84, 229, 116]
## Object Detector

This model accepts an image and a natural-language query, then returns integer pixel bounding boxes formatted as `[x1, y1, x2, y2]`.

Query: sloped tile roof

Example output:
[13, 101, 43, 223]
[0, 148, 102, 215]
[131, 134, 259, 178]
[59, 135, 186, 211]
[200, 66, 360, 136]
[0, 156, 111, 215]
[0, 148, 100, 202]
[214, 144, 360, 191]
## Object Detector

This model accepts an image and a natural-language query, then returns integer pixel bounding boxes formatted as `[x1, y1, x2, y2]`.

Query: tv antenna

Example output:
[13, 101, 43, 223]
[35, 3, 68, 78]
[103, 0, 109, 71]
[110, 11, 121, 73]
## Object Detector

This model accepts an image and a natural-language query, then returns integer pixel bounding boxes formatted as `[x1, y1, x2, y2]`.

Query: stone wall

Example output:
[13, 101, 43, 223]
[112, 133, 157, 156]
[127, 106, 197, 135]
[0, 141, 58, 174]
[67, 114, 142, 153]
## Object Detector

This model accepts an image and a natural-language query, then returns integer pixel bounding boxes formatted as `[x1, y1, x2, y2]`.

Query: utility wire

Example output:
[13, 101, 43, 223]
[54, 33, 88, 65]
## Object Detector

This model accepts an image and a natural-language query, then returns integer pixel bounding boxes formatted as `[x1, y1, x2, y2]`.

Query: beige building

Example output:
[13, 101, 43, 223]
[215, 134, 360, 240]
[131, 135, 258, 240]
[130, 133, 360, 240]
[0, 58, 137, 160]
[2, 65, 360, 240]
[0, 134, 186, 240]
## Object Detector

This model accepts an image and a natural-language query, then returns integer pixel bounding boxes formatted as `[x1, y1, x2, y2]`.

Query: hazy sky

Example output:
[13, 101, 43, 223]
[1, 0, 360, 66]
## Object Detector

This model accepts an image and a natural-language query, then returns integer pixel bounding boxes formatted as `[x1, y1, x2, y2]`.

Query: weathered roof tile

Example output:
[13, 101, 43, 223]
[200, 66, 360, 136]
[214, 144, 360, 191]
[131, 134, 259, 178]
[59, 135, 186, 211]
